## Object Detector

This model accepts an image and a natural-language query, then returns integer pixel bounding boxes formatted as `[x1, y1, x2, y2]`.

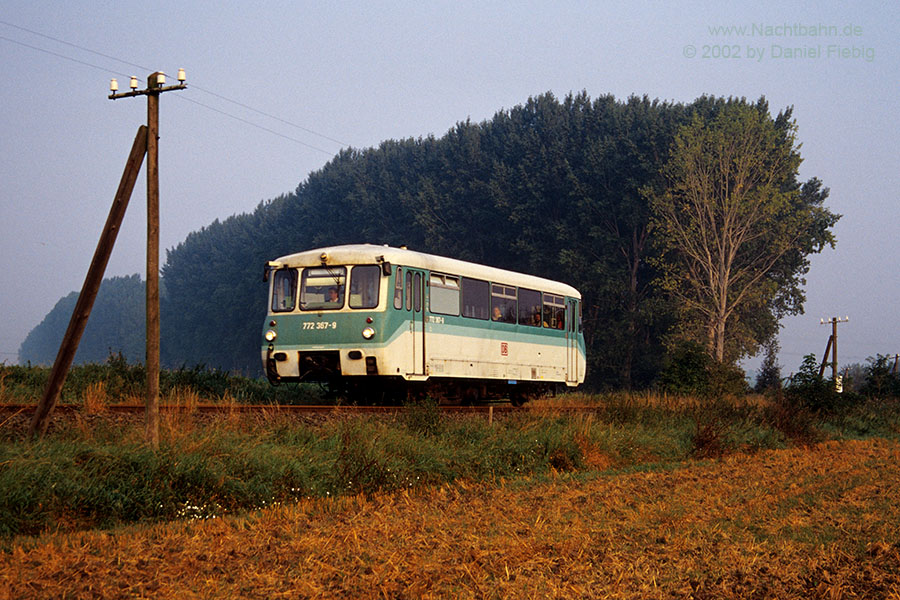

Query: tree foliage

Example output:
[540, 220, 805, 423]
[650, 98, 840, 362]
[18, 274, 145, 366]
[22, 92, 837, 392]
[753, 338, 783, 393]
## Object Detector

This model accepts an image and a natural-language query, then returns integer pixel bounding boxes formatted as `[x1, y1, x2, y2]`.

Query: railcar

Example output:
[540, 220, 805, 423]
[261, 244, 586, 404]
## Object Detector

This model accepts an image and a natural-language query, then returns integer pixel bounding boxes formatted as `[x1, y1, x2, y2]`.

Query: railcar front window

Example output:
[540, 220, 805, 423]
[349, 265, 380, 309]
[271, 269, 298, 312]
[299, 266, 347, 310]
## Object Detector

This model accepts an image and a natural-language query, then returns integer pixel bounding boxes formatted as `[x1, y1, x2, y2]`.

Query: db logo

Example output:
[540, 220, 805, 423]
[500, 342, 508, 356]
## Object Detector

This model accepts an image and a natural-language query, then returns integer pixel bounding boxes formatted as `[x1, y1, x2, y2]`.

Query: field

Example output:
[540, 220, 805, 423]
[2, 437, 899, 598]
[1, 364, 900, 598]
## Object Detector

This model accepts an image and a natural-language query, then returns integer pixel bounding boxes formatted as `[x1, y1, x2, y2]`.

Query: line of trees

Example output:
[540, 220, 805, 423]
[19, 274, 146, 366]
[20, 92, 839, 391]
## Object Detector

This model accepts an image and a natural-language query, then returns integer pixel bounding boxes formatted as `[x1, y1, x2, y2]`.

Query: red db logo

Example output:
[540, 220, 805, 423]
[500, 342, 508, 356]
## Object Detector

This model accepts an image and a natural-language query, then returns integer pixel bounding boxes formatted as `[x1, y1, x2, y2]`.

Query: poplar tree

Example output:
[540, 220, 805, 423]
[650, 98, 839, 363]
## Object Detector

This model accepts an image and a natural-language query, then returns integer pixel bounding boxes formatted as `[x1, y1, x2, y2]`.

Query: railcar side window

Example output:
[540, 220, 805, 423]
[405, 271, 413, 311]
[430, 273, 460, 316]
[393, 267, 403, 310]
[543, 293, 566, 330]
[271, 269, 297, 312]
[461, 277, 489, 320]
[517, 288, 542, 327]
[491, 284, 516, 323]
[299, 266, 346, 310]
[349, 265, 380, 309]
[413, 272, 422, 312]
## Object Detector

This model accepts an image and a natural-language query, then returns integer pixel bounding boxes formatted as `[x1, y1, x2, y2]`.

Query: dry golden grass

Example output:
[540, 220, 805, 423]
[81, 381, 108, 415]
[2, 438, 898, 599]
[531, 390, 773, 411]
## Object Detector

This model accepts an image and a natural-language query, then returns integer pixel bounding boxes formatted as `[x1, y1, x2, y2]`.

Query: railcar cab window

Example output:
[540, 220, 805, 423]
[271, 268, 297, 312]
[299, 266, 346, 310]
[517, 288, 542, 327]
[429, 273, 460, 316]
[543, 293, 566, 329]
[491, 284, 516, 323]
[461, 277, 489, 320]
[349, 265, 380, 309]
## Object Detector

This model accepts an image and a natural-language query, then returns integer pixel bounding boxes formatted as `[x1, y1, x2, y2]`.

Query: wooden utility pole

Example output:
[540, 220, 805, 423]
[145, 74, 162, 448]
[29, 126, 148, 438]
[108, 70, 186, 448]
[819, 316, 849, 387]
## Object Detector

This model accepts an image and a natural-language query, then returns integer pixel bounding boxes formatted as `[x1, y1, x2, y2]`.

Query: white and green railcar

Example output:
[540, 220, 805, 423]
[261, 244, 586, 403]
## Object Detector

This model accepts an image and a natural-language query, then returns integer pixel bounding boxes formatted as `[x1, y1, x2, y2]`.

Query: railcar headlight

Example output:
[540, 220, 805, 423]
[265, 329, 277, 342]
[361, 326, 375, 340]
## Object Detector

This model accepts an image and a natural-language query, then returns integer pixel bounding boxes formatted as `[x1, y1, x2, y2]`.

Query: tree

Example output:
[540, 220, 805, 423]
[650, 98, 839, 363]
[753, 338, 782, 392]
[19, 274, 146, 365]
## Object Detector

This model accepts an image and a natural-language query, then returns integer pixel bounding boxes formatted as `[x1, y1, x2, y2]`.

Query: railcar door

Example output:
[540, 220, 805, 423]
[405, 268, 427, 377]
[566, 299, 578, 384]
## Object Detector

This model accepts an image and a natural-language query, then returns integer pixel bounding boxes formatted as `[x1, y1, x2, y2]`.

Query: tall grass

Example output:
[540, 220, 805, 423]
[1, 388, 898, 539]
[0, 358, 323, 406]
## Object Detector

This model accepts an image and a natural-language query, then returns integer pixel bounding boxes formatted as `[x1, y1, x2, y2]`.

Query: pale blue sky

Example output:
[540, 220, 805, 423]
[1, 1, 897, 377]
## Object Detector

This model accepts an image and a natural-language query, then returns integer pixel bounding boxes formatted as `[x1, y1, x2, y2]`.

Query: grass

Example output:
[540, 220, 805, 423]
[2, 439, 899, 599]
[0, 359, 325, 406]
[1, 385, 899, 541]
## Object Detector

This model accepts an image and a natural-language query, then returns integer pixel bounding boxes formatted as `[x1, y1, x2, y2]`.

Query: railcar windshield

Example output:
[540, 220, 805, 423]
[299, 266, 347, 310]
[348, 265, 380, 309]
[271, 268, 298, 312]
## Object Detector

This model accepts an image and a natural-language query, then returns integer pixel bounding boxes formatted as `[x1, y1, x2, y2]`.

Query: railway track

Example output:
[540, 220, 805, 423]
[0, 403, 544, 416]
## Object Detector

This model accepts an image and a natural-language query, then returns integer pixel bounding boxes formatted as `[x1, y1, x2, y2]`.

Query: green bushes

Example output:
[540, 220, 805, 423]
[0, 355, 323, 405]
[658, 341, 748, 398]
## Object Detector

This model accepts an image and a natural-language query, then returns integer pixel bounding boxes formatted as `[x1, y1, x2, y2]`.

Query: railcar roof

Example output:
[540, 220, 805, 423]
[271, 244, 581, 299]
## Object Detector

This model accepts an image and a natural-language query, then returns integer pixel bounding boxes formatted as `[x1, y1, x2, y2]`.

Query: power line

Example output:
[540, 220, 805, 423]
[177, 95, 335, 154]
[188, 86, 348, 147]
[0, 34, 130, 78]
[0, 19, 149, 72]
[0, 20, 347, 150]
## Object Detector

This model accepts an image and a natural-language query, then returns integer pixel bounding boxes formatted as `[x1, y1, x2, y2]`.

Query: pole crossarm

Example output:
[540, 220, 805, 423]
[109, 83, 186, 100]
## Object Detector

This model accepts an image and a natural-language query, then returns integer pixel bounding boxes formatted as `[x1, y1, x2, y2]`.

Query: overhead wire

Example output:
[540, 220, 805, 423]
[0, 19, 347, 153]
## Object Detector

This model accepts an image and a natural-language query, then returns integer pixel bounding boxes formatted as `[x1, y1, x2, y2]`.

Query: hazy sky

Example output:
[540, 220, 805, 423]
[1, 1, 897, 377]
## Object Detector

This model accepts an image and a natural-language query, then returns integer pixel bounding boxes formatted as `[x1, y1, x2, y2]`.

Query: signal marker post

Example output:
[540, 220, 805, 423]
[109, 70, 186, 448]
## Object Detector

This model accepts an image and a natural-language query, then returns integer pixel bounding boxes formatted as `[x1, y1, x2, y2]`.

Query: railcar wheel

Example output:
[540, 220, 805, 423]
[462, 386, 480, 406]
[510, 392, 526, 407]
